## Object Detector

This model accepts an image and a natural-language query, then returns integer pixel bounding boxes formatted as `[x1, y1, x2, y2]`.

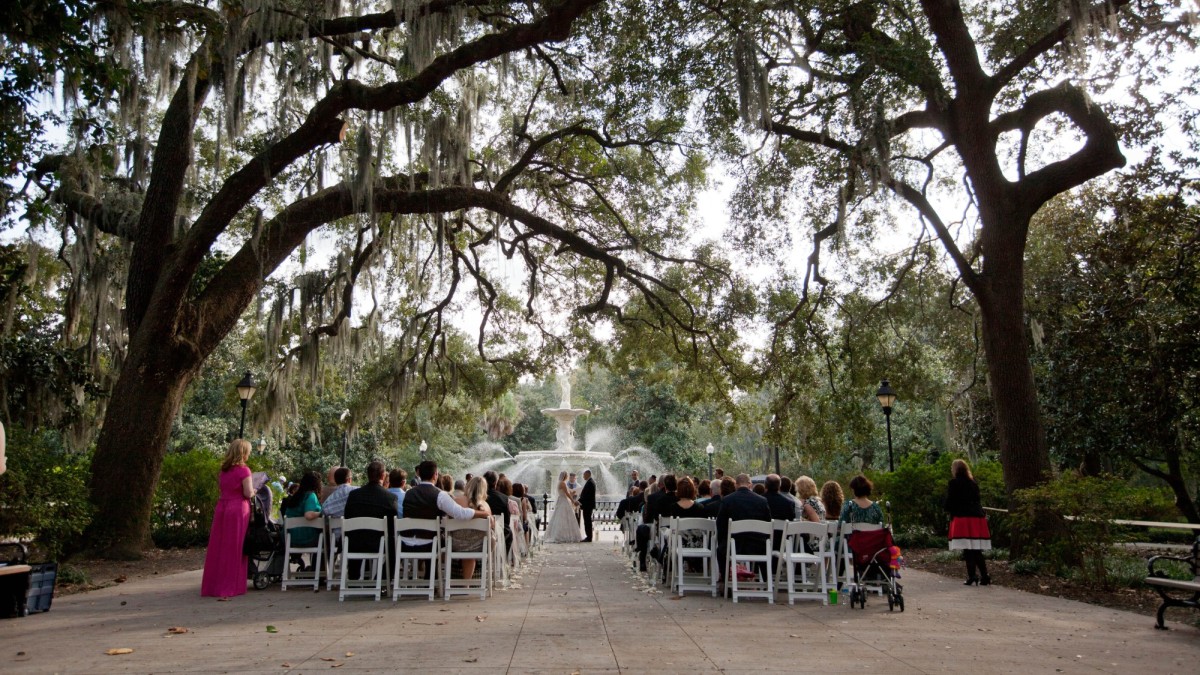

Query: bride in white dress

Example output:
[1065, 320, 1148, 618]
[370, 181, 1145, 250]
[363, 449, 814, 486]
[545, 471, 582, 543]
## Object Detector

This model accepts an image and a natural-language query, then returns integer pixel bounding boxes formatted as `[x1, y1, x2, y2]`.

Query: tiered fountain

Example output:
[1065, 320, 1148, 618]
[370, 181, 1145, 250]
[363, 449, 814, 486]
[462, 372, 663, 496]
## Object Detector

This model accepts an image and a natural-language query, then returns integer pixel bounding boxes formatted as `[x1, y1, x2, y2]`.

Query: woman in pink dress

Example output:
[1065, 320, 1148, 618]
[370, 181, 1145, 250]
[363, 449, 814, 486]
[201, 439, 254, 598]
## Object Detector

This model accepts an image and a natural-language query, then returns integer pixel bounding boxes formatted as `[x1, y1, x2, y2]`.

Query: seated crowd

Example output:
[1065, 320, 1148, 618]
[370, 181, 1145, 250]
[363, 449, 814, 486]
[278, 458, 539, 587]
[617, 468, 883, 590]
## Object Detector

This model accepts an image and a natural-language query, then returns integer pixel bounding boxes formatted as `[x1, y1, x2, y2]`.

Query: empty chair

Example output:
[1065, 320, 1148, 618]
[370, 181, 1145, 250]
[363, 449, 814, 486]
[281, 516, 323, 591]
[393, 517, 441, 601]
[671, 517, 718, 597]
[726, 520, 774, 604]
[775, 520, 828, 605]
[338, 517, 388, 601]
[443, 518, 491, 600]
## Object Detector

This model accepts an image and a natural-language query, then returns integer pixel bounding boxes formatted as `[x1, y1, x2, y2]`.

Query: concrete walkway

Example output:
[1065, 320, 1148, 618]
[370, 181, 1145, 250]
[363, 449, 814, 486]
[2, 535, 1197, 673]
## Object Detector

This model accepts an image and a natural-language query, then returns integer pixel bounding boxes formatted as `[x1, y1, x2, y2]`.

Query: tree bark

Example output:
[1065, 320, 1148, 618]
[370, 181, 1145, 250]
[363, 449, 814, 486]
[84, 330, 202, 558]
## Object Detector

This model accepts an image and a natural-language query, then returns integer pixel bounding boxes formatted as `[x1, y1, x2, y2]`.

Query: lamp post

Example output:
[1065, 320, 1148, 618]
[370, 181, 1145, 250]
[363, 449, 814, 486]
[339, 409, 351, 468]
[876, 379, 897, 472]
[706, 442, 715, 480]
[418, 439, 427, 462]
[770, 414, 780, 475]
[236, 372, 256, 439]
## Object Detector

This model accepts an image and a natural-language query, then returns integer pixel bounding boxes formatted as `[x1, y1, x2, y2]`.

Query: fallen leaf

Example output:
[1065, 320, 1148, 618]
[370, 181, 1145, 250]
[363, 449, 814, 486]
[464, 657, 478, 663]
[104, 648, 134, 656]
[114, 575, 127, 583]
[166, 626, 188, 634]
[331, 664, 343, 668]
[475, 615, 487, 622]
[321, 657, 337, 662]
[266, 625, 278, 633]
[790, 634, 801, 638]
[119, 601, 127, 606]
[434, 621, 447, 625]
[345, 652, 354, 657]
[281, 663, 292, 668]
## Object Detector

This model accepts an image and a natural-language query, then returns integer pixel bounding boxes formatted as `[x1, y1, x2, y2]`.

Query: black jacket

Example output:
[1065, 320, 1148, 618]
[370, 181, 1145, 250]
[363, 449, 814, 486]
[944, 476, 985, 518]
[716, 487, 772, 556]
[644, 489, 677, 525]
[343, 483, 399, 552]
[615, 494, 643, 520]
[579, 478, 596, 510]
[487, 489, 512, 534]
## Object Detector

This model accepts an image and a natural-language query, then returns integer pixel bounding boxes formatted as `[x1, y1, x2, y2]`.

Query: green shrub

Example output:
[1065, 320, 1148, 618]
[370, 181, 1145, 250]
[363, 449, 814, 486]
[1011, 558, 1044, 575]
[0, 428, 93, 559]
[151, 449, 275, 548]
[868, 455, 1006, 537]
[892, 524, 947, 549]
[1009, 473, 1176, 589]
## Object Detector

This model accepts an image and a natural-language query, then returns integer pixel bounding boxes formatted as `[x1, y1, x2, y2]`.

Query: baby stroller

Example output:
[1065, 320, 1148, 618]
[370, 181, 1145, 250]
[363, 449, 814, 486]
[844, 525, 904, 611]
[244, 472, 284, 590]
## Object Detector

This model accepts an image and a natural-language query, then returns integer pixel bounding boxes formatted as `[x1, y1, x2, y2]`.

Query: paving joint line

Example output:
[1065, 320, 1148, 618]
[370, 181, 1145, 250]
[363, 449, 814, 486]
[505, 544, 543, 675]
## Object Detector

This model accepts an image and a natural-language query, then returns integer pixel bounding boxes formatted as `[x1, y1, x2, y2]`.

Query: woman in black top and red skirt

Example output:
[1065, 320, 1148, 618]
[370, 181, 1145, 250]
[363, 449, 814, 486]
[945, 459, 991, 585]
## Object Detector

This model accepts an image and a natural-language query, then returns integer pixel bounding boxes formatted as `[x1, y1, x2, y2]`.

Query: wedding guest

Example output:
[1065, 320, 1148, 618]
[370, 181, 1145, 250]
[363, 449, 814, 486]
[322, 467, 354, 518]
[343, 461, 399, 577]
[714, 468, 725, 481]
[752, 483, 767, 495]
[200, 439, 254, 598]
[615, 486, 643, 520]
[512, 482, 533, 548]
[821, 480, 844, 520]
[484, 470, 513, 553]
[402, 461, 489, 554]
[438, 473, 453, 493]
[704, 476, 735, 517]
[716, 473, 771, 583]
[670, 477, 706, 518]
[839, 475, 883, 525]
[453, 479, 466, 497]
[319, 466, 339, 502]
[764, 474, 795, 549]
[945, 459, 992, 585]
[388, 468, 408, 517]
[628, 470, 640, 496]
[696, 479, 713, 504]
[281, 470, 323, 570]
[795, 476, 825, 521]
[636, 474, 677, 572]
[451, 476, 493, 581]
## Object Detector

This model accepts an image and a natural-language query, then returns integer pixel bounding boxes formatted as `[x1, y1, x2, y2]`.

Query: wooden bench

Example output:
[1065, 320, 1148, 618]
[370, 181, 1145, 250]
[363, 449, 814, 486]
[1146, 535, 1200, 630]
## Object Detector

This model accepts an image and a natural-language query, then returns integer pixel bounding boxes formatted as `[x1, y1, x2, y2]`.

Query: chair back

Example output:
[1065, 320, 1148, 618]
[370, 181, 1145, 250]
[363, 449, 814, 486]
[728, 519, 774, 538]
[783, 520, 827, 552]
[395, 517, 441, 541]
[443, 518, 491, 535]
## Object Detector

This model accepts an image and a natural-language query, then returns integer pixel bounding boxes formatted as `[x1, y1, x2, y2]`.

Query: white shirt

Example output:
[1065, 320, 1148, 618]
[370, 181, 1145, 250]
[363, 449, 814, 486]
[399, 481, 476, 546]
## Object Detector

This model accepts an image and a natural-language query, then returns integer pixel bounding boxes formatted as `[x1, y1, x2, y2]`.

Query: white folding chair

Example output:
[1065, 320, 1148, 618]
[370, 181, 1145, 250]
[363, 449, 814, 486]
[338, 517, 387, 601]
[672, 517, 718, 597]
[323, 516, 343, 591]
[491, 517, 509, 592]
[650, 518, 671, 585]
[822, 521, 841, 588]
[443, 519, 491, 600]
[726, 520, 774, 604]
[621, 513, 639, 559]
[281, 516, 323, 591]
[393, 518, 441, 601]
[775, 521, 828, 605]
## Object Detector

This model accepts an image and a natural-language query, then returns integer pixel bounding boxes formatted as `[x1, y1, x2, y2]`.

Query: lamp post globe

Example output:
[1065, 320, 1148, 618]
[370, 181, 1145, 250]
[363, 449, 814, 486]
[706, 442, 715, 480]
[876, 380, 897, 471]
[236, 371, 256, 439]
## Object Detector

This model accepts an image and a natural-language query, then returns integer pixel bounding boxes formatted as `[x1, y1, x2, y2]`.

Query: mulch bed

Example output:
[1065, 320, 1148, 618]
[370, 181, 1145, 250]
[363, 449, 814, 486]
[56, 547, 207, 596]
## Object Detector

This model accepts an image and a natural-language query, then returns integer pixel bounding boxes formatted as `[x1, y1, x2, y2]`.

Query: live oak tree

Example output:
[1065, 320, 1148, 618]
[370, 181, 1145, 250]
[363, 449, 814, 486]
[20, 0, 733, 558]
[689, 0, 1196, 497]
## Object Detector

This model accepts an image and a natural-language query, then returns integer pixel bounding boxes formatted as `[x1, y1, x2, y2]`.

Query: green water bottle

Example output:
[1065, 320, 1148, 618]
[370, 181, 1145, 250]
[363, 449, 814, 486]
[828, 587, 838, 605]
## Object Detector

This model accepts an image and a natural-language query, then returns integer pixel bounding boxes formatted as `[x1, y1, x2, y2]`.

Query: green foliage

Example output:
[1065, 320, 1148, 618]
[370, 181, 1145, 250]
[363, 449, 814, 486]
[151, 449, 274, 548]
[0, 428, 92, 559]
[1011, 559, 1045, 576]
[867, 455, 1006, 536]
[1009, 474, 1177, 589]
[891, 524, 946, 549]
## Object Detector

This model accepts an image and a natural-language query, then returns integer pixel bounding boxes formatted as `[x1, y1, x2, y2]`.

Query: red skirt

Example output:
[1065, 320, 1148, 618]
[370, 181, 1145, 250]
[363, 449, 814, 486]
[948, 516, 991, 551]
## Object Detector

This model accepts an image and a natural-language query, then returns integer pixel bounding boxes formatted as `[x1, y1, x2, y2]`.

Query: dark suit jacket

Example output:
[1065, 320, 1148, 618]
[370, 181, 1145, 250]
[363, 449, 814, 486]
[615, 494, 643, 520]
[487, 489, 511, 535]
[716, 487, 772, 556]
[579, 478, 596, 510]
[643, 489, 677, 526]
[765, 491, 796, 548]
[703, 493, 723, 518]
[343, 483, 399, 552]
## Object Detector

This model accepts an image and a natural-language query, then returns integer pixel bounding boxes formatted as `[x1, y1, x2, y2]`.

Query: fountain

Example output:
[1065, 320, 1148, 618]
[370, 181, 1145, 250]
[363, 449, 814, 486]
[461, 372, 664, 496]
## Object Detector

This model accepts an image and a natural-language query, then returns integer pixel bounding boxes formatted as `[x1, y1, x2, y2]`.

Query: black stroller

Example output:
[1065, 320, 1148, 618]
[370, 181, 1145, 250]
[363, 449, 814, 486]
[244, 473, 284, 590]
[845, 525, 905, 611]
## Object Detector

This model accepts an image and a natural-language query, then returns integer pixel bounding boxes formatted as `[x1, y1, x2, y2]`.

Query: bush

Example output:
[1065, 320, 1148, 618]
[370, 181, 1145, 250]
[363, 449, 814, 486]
[892, 524, 947, 549]
[1011, 558, 1044, 576]
[151, 449, 275, 548]
[867, 455, 1006, 536]
[0, 428, 93, 559]
[1009, 473, 1176, 589]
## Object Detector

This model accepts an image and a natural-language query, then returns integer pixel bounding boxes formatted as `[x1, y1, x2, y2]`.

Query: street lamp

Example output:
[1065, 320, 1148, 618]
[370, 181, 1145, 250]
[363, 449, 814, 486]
[770, 414, 780, 475]
[876, 379, 897, 472]
[236, 371, 256, 439]
[418, 439, 427, 461]
[706, 442, 715, 480]
[339, 409, 351, 468]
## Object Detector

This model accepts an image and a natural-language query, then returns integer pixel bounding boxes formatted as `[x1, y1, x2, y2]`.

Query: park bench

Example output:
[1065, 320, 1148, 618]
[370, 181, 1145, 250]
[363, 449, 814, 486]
[1146, 535, 1200, 630]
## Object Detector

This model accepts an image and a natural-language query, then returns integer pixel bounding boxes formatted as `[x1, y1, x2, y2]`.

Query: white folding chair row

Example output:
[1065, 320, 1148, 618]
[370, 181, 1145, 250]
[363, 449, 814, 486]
[282, 516, 324, 591]
[671, 517, 718, 597]
[621, 514, 639, 559]
[774, 520, 829, 605]
[393, 518, 441, 601]
[726, 520, 774, 603]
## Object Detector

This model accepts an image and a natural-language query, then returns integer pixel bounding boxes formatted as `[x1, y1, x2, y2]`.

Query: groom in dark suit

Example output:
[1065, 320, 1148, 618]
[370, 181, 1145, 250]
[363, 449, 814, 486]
[579, 469, 596, 542]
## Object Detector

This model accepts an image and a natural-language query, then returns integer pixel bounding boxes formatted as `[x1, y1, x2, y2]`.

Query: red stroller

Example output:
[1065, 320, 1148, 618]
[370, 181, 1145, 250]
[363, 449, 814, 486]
[845, 526, 904, 611]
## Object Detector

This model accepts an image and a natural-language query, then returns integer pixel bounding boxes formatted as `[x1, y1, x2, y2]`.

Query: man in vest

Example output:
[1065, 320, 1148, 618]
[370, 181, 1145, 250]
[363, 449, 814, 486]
[401, 460, 489, 556]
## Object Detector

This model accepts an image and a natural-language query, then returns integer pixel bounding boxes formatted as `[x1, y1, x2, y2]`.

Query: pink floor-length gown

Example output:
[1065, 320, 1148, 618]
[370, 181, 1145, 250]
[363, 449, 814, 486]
[200, 465, 252, 597]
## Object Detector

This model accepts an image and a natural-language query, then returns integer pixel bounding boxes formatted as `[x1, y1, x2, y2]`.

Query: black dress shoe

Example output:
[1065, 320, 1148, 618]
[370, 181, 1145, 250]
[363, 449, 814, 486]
[582, 537, 592, 542]
[964, 577, 979, 586]
[979, 574, 991, 586]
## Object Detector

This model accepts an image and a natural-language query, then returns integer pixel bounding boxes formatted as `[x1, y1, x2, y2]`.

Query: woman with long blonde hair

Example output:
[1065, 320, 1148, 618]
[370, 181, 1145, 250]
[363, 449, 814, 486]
[201, 439, 254, 597]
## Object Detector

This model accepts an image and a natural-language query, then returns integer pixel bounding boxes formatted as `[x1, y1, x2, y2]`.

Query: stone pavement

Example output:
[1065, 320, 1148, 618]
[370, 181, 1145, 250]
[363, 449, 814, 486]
[2, 534, 1198, 674]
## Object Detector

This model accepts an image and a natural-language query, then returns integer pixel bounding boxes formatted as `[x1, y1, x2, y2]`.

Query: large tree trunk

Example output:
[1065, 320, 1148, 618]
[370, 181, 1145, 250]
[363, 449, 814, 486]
[977, 216, 1052, 499]
[85, 334, 201, 558]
